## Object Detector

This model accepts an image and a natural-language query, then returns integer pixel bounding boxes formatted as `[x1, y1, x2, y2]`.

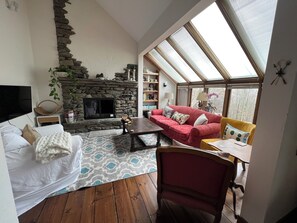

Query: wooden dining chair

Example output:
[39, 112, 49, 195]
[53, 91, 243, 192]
[156, 146, 234, 223]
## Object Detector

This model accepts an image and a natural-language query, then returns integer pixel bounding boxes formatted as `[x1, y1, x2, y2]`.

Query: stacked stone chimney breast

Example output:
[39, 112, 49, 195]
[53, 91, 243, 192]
[53, 0, 89, 78]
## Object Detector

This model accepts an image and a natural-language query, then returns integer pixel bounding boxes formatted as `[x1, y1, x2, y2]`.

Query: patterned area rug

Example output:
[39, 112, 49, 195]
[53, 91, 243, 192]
[52, 131, 171, 196]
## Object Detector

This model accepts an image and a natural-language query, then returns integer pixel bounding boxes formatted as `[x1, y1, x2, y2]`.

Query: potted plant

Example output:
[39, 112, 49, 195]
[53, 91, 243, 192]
[48, 66, 78, 123]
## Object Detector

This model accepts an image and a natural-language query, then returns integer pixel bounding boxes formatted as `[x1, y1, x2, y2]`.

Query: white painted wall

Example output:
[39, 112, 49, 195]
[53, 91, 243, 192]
[0, 1, 37, 127]
[0, 136, 18, 223]
[159, 71, 176, 108]
[26, 0, 59, 104]
[67, 0, 137, 79]
[240, 0, 297, 222]
[0, 1, 37, 221]
[137, 55, 144, 117]
[95, 0, 172, 41]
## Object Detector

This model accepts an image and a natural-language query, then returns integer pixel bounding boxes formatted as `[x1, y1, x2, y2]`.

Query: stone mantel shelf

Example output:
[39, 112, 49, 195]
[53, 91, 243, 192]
[58, 77, 138, 87]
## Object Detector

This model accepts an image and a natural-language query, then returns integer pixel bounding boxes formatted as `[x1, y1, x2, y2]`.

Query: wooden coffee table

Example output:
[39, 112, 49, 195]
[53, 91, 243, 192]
[123, 118, 164, 152]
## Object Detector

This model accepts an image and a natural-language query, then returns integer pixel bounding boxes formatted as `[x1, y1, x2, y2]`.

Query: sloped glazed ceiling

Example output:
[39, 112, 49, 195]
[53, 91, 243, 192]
[147, 0, 278, 84]
[96, 0, 172, 41]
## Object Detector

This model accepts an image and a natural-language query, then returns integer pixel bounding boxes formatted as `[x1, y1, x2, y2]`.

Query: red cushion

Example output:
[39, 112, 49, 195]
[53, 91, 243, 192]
[151, 109, 163, 115]
[168, 124, 192, 141]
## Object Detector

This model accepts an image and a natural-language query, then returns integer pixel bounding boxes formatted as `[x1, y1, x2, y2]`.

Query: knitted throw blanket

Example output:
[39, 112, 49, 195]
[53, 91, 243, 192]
[34, 132, 72, 164]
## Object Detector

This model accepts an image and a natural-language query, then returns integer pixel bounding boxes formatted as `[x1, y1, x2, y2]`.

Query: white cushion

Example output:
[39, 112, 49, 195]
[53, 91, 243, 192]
[34, 124, 64, 136]
[2, 132, 30, 152]
[162, 106, 174, 118]
[0, 125, 22, 135]
[194, 114, 208, 126]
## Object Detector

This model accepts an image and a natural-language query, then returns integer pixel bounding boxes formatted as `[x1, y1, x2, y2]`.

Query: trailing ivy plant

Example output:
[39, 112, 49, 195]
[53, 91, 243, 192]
[48, 66, 77, 101]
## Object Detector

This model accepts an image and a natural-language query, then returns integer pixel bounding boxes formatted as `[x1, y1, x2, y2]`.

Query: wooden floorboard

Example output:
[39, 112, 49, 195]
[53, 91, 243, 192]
[19, 165, 247, 223]
[60, 189, 85, 223]
[135, 174, 159, 222]
[18, 199, 46, 223]
[80, 187, 95, 223]
[94, 195, 117, 223]
[114, 180, 136, 223]
[48, 193, 69, 223]
[125, 177, 151, 223]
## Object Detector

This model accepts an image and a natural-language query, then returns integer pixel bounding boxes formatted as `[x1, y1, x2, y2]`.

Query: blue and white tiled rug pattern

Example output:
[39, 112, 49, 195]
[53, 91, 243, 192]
[51, 132, 171, 196]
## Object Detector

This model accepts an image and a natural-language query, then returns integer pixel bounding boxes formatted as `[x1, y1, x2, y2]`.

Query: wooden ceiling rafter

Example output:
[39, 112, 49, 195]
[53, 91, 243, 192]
[166, 37, 207, 82]
[155, 47, 190, 83]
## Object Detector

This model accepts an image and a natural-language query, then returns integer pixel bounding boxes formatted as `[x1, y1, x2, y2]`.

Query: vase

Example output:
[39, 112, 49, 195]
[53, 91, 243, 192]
[64, 110, 76, 123]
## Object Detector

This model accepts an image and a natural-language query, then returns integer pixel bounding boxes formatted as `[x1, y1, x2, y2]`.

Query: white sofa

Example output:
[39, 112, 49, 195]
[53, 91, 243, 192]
[1, 124, 83, 216]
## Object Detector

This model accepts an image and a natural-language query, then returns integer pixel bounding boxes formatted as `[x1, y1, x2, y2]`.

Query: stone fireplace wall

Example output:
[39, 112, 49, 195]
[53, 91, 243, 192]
[59, 78, 138, 121]
[53, 0, 89, 78]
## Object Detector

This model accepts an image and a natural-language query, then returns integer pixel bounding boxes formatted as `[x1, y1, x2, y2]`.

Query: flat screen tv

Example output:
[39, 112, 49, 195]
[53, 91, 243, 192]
[0, 85, 32, 122]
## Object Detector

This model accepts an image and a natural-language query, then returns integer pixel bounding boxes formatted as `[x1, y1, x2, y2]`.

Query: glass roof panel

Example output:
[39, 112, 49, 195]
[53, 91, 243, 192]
[158, 41, 201, 82]
[149, 49, 186, 83]
[191, 3, 257, 78]
[171, 27, 223, 81]
[226, 0, 277, 72]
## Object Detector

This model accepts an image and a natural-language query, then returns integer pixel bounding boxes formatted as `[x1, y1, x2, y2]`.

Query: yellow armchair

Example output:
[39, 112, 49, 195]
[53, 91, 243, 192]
[200, 117, 256, 167]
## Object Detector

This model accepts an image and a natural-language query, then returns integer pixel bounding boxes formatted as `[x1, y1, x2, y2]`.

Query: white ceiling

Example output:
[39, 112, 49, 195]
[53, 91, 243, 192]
[95, 0, 172, 41]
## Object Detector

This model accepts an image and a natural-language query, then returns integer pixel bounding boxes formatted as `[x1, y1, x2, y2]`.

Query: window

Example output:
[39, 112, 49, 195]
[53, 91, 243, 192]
[177, 87, 188, 106]
[222, 0, 277, 72]
[149, 49, 186, 83]
[207, 87, 225, 115]
[228, 88, 258, 122]
[158, 41, 201, 82]
[171, 27, 223, 81]
[190, 87, 204, 108]
[145, 0, 277, 121]
[191, 3, 257, 78]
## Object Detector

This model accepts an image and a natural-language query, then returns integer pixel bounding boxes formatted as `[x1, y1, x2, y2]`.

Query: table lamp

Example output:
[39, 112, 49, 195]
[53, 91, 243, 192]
[197, 92, 208, 110]
[164, 92, 174, 105]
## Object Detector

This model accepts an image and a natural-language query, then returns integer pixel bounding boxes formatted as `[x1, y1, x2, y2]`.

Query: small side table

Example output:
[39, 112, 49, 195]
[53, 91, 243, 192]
[36, 114, 61, 127]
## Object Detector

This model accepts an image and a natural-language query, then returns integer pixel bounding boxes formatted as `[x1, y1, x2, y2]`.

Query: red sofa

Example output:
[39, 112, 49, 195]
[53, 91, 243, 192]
[150, 105, 222, 147]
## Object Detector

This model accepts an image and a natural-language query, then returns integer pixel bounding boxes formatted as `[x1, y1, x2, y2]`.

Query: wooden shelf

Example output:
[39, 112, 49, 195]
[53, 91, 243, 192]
[144, 81, 158, 84]
[143, 90, 158, 93]
[144, 100, 158, 102]
[143, 69, 159, 110]
[143, 72, 159, 76]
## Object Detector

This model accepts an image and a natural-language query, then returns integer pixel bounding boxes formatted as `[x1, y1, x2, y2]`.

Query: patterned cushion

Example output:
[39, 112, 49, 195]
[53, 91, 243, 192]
[171, 111, 190, 125]
[193, 114, 208, 126]
[223, 123, 250, 143]
[162, 106, 175, 118]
